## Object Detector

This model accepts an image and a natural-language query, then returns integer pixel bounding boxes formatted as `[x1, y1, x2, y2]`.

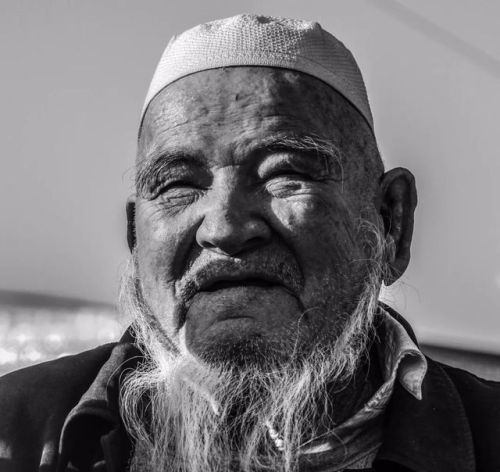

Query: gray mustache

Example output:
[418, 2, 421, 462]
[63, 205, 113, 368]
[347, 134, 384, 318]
[175, 251, 304, 303]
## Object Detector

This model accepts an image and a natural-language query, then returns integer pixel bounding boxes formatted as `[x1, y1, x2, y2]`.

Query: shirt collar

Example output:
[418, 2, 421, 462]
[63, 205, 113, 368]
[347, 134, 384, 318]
[377, 306, 428, 400]
[299, 307, 428, 468]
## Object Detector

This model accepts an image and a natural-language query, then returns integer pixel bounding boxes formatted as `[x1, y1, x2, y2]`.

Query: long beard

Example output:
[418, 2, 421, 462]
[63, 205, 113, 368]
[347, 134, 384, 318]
[118, 224, 387, 472]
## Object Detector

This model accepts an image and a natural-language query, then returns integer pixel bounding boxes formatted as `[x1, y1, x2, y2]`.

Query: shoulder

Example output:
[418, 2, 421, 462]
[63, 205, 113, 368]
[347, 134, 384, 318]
[0, 343, 118, 468]
[0, 343, 118, 408]
[436, 360, 500, 417]
[433, 359, 500, 467]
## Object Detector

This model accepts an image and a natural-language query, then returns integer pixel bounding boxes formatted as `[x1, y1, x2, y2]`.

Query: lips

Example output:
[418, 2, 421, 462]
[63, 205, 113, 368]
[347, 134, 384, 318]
[201, 277, 278, 292]
[176, 262, 303, 331]
[175, 255, 304, 318]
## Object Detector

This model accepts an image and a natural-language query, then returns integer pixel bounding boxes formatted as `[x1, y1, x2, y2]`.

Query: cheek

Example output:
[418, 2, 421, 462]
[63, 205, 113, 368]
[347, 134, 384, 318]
[134, 203, 200, 335]
[270, 196, 368, 308]
[270, 196, 358, 261]
[135, 203, 194, 291]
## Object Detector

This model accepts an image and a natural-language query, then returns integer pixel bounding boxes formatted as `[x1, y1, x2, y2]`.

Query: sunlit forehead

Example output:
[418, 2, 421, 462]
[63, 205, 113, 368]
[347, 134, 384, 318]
[139, 67, 356, 161]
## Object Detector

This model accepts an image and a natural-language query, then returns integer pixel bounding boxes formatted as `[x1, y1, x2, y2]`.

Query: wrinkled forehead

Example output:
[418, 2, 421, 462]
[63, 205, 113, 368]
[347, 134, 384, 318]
[138, 67, 368, 157]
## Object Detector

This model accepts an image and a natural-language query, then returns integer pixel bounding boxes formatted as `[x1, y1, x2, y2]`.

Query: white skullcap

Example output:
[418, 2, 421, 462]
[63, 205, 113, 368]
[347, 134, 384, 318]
[141, 14, 374, 132]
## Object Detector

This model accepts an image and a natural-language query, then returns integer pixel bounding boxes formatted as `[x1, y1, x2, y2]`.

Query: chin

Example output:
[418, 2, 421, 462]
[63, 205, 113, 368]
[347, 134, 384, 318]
[191, 334, 294, 369]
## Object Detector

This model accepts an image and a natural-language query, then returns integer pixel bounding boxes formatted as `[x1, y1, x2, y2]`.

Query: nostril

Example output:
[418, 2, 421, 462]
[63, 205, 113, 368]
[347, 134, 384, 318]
[196, 205, 272, 256]
[246, 235, 267, 249]
[196, 223, 271, 256]
[199, 239, 217, 250]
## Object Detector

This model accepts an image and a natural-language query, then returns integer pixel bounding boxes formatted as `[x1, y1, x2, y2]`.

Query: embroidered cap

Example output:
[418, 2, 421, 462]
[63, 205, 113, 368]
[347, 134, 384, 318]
[141, 14, 374, 132]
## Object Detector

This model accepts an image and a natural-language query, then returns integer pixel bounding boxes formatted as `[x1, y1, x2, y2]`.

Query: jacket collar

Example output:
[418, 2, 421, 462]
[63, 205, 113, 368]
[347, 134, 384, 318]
[58, 330, 141, 472]
[375, 359, 476, 472]
[58, 311, 476, 472]
[375, 306, 476, 472]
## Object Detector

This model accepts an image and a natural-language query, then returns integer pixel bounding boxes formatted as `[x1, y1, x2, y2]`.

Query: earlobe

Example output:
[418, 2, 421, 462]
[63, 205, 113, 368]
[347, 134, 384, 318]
[378, 167, 417, 285]
[126, 196, 136, 252]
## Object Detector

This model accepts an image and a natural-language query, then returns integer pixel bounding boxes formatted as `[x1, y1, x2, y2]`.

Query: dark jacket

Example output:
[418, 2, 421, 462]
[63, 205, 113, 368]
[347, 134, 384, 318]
[1, 311, 499, 472]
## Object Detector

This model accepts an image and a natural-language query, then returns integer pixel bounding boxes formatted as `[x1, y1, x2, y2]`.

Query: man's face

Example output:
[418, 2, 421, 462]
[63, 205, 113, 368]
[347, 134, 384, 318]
[132, 67, 381, 364]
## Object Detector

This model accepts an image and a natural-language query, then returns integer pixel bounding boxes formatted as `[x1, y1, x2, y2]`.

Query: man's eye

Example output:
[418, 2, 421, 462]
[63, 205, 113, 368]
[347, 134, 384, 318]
[151, 180, 203, 201]
[265, 170, 310, 180]
[158, 180, 197, 192]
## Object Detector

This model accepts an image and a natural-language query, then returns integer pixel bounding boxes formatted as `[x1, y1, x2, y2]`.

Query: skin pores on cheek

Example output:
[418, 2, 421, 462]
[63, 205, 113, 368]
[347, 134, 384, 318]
[134, 199, 196, 338]
[270, 189, 368, 336]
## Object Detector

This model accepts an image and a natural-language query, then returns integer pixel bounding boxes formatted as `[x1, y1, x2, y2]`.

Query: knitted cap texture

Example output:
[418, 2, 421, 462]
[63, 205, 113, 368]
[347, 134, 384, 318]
[142, 14, 373, 131]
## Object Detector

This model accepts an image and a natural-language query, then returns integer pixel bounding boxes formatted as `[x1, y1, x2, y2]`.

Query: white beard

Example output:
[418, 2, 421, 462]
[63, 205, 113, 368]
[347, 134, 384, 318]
[117, 242, 385, 472]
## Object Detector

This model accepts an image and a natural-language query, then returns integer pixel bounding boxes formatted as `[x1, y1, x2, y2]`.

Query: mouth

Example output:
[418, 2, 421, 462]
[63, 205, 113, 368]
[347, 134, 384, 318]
[202, 277, 280, 292]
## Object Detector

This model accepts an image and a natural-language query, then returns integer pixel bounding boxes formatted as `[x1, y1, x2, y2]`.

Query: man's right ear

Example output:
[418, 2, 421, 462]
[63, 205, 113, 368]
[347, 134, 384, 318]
[126, 195, 136, 252]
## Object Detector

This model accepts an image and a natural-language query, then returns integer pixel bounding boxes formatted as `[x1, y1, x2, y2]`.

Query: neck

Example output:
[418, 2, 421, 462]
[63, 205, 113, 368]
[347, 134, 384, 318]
[328, 341, 382, 427]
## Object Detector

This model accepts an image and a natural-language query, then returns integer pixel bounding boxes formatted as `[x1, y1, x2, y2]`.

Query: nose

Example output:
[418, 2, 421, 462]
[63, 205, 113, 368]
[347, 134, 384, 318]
[196, 181, 271, 256]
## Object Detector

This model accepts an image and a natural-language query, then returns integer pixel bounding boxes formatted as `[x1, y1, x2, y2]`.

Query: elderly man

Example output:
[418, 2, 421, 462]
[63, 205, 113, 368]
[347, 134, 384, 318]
[1, 14, 499, 472]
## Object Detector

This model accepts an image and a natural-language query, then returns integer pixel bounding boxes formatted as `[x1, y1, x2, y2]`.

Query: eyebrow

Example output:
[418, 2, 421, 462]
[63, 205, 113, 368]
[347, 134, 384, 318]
[249, 134, 340, 161]
[135, 134, 343, 196]
[249, 134, 343, 179]
[135, 147, 205, 197]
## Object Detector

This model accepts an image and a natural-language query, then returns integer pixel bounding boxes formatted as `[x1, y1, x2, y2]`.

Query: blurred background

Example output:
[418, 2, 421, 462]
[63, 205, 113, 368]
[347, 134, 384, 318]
[0, 0, 499, 377]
